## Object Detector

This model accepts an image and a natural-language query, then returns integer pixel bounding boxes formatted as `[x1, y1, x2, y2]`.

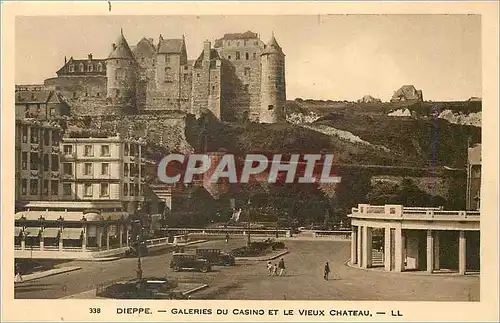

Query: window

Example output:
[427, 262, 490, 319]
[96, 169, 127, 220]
[197, 73, 200, 78]
[166, 55, 171, 64]
[21, 179, 27, 195]
[130, 184, 135, 196]
[253, 53, 256, 59]
[97, 63, 103, 72]
[268, 105, 274, 110]
[63, 183, 72, 196]
[100, 183, 109, 197]
[43, 129, 50, 146]
[212, 85, 215, 94]
[140, 165, 145, 175]
[228, 55, 231, 60]
[79, 63, 85, 72]
[101, 163, 109, 175]
[124, 143, 129, 156]
[30, 179, 38, 195]
[21, 152, 28, 170]
[244, 84, 249, 92]
[43, 180, 49, 195]
[115, 89, 120, 97]
[101, 145, 110, 157]
[96, 92, 100, 97]
[84, 145, 93, 157]
[69, 65, 74, 72]
[135, 184, 139, 196]
[123, 183, 128, 196]
[124, 163, 129, 177]
[52, 131, 59, 146]
[51, 180, 58, 196]
[254, 41, 258, 45]
[30, 128, 39, 144]
[130, 144, 136, 156]
[22, 125, 28, 143]
[63, 163, 73, 175]
[51, 155, 59, 171]
[84, 183, 93, 197]
[164, 67, 172, 82]
[236, 51, 240, 60]
[88, 64, 93, 72]
[228, 41, 231, 46]
[244, 68, 251, 77]
[30, 153, 39, 170]
[183, 74, 188, 82]
[84, 163, 93, 176]
[245, 52, 249, 60]
[43, 154, 49, 171]
[63, 145, 73, 156]
[140, 184, 144, 196]
[73, 92, 77, 99]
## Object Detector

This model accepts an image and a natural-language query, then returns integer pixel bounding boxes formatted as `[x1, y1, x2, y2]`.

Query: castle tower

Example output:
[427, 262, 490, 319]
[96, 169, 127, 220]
[259, 34, 286, 123]
[106, 29, 137, 114]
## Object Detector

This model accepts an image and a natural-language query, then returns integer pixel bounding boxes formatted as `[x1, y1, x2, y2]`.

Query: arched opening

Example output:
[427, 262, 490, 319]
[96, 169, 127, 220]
[268, 105, 274, 110]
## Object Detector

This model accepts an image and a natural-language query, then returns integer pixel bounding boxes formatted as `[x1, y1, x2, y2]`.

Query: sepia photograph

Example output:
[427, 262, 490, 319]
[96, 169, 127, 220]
[2, 2, 499, 321]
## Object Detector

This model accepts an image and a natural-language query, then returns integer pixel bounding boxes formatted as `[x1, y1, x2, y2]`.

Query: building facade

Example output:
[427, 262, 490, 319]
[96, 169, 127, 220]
[466, 144, 481, 211]
[348, 204, 480, 275]
[43, 30, 286, 123]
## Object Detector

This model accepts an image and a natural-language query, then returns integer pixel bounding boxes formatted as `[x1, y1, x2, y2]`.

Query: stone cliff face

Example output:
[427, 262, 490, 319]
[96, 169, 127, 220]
[438, 110, 481, 127]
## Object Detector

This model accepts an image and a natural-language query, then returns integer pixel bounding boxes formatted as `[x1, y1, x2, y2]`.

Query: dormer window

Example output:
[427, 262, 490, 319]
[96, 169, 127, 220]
[69, 65, 75, 73]
[79, 63, 85, 72]
[88, 64, 93, 72]
[97, 63, 103, 72]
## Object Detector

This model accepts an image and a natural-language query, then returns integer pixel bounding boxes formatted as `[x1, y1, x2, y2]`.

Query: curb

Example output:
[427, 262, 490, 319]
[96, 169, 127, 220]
[182, 284, 209, 296]
[344, 258, 480, 277]
[236, 249, 289, 261]
[17, 266, 82, 283]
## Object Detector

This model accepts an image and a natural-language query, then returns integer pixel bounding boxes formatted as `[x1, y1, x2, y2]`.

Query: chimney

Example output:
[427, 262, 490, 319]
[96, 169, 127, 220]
[88, 53, 93, 60]
[64, 56, 67, 64]
[112, 43, 117, 51]
[203, 40, 211, 61]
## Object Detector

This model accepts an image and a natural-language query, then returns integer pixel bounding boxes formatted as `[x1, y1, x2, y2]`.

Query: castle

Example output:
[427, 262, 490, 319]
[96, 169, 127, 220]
[42, 30, 286, 123]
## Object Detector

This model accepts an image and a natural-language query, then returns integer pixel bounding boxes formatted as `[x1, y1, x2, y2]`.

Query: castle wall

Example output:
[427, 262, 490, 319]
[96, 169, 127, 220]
[216, 39, 264, 121]
[44, 76, 107, 100]
[260, 52, 286, 123]
[106, 58, 137, 112]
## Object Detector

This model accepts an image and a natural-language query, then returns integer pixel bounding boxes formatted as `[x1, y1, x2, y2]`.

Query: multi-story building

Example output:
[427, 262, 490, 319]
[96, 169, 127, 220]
[43, 30, 286, 123]
[58, 134, 147, 210]
[15, 87, 70, 120]
[15, 119, 62, 204]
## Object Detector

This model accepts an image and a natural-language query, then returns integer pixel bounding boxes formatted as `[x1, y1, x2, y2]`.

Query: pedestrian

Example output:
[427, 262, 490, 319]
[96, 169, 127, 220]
[278, 258, 286, 276]
[272, 263, 278, 276]
[324, 261, 331, 281]
[267, 261, 273, 276]
[225, 233, 229, 244]
[14, 264, 23, 283]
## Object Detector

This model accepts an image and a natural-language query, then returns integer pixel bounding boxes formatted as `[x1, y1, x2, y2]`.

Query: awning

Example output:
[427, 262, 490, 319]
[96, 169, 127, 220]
[15, 227, 23, 236]
[42, 227, 60, 238]
[61, 228, 82, 240]
[24, 227, 41, 237]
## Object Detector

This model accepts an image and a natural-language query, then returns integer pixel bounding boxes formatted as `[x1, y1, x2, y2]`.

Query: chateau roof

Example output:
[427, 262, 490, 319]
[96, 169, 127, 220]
[133, 37, 156, 57]
[193, 49, 221, 68]
[158, 38, 184, 54]
[221, 31, 258, 40]
[56, 56, 106, 76]
[108, 29, 135, 59]
[262, 35, 283, 55]
[16, 90, 63, 104]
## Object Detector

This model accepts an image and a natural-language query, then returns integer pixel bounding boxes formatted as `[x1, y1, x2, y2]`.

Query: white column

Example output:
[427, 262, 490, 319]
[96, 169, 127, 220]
[58, 232, 64, 251]
[40, 231, 44, 251]
[434, 231, 440, 270]
[82, 225, 87, 251]
[21, 237, 26, 250]
[394, 227, 404, 272]
[357, 226, 363, 267]
[119, 225, 123, 247]
[361, 226, 372, 268]
[384, 227, 392, 271]
[106, 227, 110, 250]
[97, 226, 103, 248]
[459, 230, 466, 275]
[426, 229, 434, 273]
[351, 226, 357, 265]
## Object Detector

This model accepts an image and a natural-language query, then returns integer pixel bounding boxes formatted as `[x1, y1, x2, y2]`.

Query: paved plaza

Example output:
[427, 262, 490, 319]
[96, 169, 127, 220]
[14, 239, 479, 301]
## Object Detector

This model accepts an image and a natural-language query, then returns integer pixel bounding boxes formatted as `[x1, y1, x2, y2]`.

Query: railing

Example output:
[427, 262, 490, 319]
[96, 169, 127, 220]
[313, 231, 351, 239]
[166, 228, 291, 237]
[350, 204, 480, 220]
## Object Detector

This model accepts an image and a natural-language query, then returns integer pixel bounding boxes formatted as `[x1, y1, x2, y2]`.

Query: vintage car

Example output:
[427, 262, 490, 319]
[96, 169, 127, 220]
[96, 277, 188, 299]
[195, 248, 236, 266]
[170, 253, 211, 273]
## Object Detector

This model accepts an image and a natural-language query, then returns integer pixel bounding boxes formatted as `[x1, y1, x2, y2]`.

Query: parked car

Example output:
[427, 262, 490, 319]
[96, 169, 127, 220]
[170, 253, 211, 273]
[97, 277, 187, 299]
[195, 248, 235, 266]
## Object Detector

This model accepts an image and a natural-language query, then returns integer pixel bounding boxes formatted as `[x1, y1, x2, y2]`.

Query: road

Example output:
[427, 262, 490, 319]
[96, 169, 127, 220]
[15, 238, 479, 301]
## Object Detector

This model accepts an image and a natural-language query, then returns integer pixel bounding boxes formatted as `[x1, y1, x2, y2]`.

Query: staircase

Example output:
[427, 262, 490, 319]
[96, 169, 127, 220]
[372, 249, 384, 266]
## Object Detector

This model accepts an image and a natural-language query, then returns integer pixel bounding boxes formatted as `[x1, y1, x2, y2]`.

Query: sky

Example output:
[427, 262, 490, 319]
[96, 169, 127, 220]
[15, 15, 481, 101]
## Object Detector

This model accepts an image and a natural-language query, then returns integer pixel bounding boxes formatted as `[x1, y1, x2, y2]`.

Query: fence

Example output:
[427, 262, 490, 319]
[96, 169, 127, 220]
[166, 228, 291, 238]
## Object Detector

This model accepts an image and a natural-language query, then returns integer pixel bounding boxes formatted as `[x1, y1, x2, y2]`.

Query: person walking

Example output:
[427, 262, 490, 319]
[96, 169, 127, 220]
[324, 261, 331, 281]
[267, 261, 273, 276]
[225, 233, 229, 244]
[278, 258, 286, 276]
[14, 264, 23, 283]
[272, 263, 278, 277]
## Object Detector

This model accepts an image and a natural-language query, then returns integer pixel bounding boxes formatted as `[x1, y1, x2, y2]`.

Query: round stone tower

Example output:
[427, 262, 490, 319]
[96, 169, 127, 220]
[106, 29, 137, 114]
[259, 34, 286, 123]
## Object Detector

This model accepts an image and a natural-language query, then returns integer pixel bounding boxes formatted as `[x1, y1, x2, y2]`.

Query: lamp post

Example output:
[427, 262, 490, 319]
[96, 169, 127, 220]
[132, 218, 143, 280]
[247, 199, 251, 246]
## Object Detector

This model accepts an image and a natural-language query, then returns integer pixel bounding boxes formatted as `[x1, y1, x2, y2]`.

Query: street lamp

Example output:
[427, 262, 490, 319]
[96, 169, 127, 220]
[247, 199, 251, 246]
[131, 218, 143, 280]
